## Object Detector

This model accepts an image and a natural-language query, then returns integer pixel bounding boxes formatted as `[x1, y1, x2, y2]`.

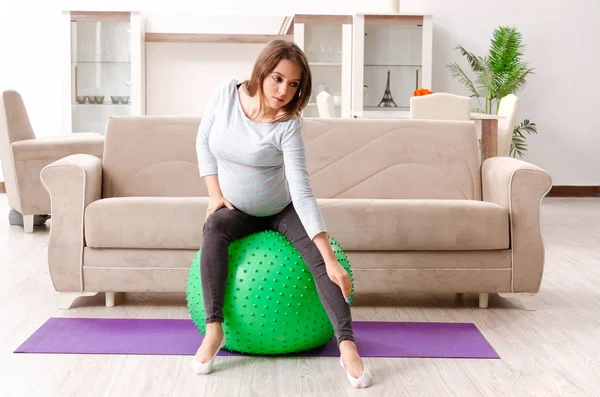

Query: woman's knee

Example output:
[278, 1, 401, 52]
[203, 209, 234, 235]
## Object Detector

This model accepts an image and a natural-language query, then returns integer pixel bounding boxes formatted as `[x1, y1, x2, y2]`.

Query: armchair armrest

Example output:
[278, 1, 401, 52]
[12, 135, 104, 161]
[482, 157, 552, 293]
[40, 154, 102, 292]
[9, 136, 104, 215]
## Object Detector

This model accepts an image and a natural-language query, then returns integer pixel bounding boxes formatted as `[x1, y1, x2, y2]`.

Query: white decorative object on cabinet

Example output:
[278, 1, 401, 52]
[61, 11, 145, 135]
[496, 94, 520, 157]
[409, 93, 471, 121]
[351, 13, 433, 118]
[316, 91, 336, 118]
[292, 15, 353, 118]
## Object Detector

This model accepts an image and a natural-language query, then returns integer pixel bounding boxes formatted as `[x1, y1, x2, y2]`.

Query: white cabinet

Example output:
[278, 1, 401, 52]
[293, 13, 432, 119]
[61, 11, 145, 135]
[352, 14, 433, 118]
[293, 15, 353, 118]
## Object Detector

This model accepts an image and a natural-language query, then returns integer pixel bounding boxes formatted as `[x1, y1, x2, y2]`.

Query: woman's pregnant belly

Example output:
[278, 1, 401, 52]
[218, 162, 292, 217]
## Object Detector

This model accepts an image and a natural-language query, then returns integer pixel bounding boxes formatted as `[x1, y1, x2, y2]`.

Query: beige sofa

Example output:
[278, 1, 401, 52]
[41, 116, 552, 310]
[0, 90, 104, 232]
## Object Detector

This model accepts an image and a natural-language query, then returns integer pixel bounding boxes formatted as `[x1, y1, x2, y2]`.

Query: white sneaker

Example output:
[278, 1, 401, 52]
[190, 335, 227, 375]
[339, 357, 373, 388]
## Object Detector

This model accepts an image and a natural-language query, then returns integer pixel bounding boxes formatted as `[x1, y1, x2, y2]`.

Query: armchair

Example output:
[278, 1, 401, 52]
[0, 90, 105, 232]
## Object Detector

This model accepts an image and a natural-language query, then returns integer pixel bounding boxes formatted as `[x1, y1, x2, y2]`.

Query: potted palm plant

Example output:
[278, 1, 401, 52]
[447, 26, 536, 157]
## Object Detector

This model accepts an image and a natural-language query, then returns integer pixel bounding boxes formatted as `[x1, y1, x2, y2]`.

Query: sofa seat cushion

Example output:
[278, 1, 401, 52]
[319, 198, 509, 251]
[85, 197, 508, 251]
[85, 197, 209, 249]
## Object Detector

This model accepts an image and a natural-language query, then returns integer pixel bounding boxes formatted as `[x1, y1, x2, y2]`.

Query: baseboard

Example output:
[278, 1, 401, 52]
[0, 181, 5, 194]
[547, 186, 600, 197]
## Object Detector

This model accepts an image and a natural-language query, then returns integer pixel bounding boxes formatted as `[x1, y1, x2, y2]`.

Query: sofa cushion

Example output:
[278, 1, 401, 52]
[320, 198, 509, 250]
[84, 197, 509, 251]
[85, 197, 209, 250]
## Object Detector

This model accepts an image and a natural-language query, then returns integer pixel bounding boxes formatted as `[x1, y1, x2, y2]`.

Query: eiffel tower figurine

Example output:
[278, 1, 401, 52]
[377, 70, 398, 108]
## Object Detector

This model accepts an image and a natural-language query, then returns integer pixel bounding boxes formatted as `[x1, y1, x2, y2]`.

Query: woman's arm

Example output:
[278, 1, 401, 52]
[203, 175, 234, 218]
[313, 232, 352, 302]
[197, 79, 235, 178]
[312, 232, 336, 263]
[203, 175, 224, 199]
[196, 88, 219, 178]
[281, 121, 351, 302]
[197, 80, 235, 216]
[280, 121, 326, 239]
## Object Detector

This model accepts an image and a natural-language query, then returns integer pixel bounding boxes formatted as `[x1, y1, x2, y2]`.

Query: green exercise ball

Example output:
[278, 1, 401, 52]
[186, 230, 353, 355]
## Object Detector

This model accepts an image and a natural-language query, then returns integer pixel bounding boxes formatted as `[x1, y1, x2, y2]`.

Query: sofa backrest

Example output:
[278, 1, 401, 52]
[303, 118, 481, 200]
[102, 116, 207, 198]
[102, 116, 481, 200]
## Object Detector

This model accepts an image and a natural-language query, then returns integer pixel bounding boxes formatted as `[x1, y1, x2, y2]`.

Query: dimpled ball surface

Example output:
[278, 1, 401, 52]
[186, 230, 353, 355]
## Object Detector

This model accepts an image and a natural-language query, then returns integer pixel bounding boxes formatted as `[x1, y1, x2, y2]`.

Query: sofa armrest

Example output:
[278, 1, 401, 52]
[482, 157, 552, 292]
[40, 154, 102, 292]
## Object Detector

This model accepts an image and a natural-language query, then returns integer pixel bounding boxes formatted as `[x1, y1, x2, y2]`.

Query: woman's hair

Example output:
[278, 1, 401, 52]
[244, 40, 312, 122]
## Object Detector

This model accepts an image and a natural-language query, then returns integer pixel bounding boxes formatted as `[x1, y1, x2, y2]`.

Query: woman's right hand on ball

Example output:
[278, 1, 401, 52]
[206, 196, 235, 219]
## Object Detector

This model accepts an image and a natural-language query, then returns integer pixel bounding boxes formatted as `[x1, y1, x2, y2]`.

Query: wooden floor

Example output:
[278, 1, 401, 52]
[1, 194, 600, 397]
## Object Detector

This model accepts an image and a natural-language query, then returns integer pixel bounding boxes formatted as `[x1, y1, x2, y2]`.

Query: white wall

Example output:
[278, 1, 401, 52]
[145, 14, 297, 115]
[400, 0, 600, 185]
[1, 0, 598, 185]
[146, 42, 265, 116]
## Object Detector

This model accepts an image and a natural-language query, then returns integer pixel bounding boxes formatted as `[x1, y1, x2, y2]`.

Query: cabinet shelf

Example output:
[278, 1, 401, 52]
[145, 33, 289, 43]
[72, 103, 131, 106]
[364, 106, 410, 110]
[307, 102, 341, 107]
[362, 109, 411, 119]
[364, 64, 422, 67]
[310, 62, 342, 66]
[72, 61, 131, 64]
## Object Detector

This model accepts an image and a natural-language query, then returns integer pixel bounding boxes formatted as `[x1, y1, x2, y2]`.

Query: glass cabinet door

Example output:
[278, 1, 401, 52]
[363, 23, 423, 112]
[303, 23, 344, 118]
[352, 14, 433, 118]
[293, 15, 353, 118]
[64, 11, 144, 135]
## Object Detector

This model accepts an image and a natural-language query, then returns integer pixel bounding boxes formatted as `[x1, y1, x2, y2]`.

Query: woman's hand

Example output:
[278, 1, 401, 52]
[206, 196, 234, 219]
[325, 260, 352, 303]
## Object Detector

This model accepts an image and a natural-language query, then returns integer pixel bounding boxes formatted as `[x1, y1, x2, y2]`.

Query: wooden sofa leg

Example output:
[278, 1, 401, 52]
[498, 293, 537, 311]
[105, 292, 116, 307]
[59, 292, 98, 310]
[23, 214, 34, 233]
[479, 293, 489, 308]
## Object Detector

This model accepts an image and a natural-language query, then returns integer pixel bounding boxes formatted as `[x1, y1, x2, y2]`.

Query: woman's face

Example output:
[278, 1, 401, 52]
[261, 59, 302, 111]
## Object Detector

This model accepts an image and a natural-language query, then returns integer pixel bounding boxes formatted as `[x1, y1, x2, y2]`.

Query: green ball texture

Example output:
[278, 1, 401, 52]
[186, 230, 353, 355]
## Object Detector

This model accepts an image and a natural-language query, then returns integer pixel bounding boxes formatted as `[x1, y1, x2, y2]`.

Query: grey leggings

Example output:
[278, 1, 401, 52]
[200, 203, 354, 345]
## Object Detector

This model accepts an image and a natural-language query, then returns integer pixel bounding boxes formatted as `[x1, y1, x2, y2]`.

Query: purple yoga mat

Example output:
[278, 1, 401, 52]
[14, 318, 498, 359]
